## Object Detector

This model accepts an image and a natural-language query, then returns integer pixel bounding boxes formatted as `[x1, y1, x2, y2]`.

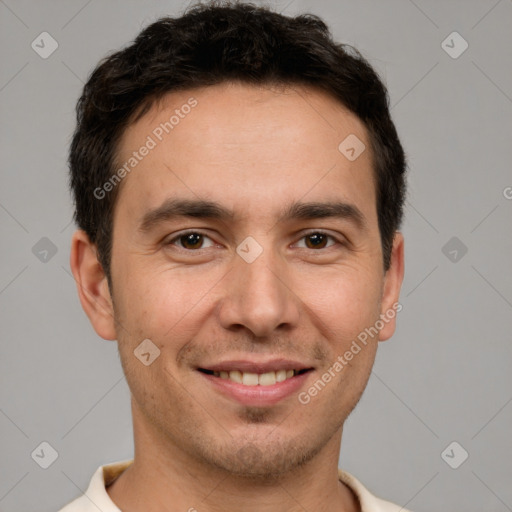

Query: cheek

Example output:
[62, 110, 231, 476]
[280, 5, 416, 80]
[114, 264, 223, 343]
[299, 266, 382, 344]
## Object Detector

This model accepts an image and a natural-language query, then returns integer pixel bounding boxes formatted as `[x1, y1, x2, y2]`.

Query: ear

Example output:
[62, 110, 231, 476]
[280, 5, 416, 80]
[378, 231, 405, 341]
[70, 229, 117, 341]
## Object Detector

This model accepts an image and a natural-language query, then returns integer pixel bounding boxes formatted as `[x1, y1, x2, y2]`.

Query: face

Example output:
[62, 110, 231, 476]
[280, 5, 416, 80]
[74, 81, 403, 479]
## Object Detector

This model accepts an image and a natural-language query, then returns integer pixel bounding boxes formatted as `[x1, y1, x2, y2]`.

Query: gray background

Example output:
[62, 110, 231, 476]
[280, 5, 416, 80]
[1, 0, 511, 511]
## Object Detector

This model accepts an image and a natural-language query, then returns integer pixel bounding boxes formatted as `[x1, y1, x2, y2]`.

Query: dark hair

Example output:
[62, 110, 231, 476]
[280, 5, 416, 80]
[69, 0, 407, 284]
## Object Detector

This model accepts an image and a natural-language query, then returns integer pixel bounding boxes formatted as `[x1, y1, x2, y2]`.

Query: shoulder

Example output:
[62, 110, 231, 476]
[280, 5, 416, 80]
[338, 469, 412, 512]
[58, 460, 133, 512]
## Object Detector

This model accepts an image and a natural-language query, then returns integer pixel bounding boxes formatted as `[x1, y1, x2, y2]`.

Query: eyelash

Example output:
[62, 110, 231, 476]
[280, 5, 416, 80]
[166, 229, 343, 251]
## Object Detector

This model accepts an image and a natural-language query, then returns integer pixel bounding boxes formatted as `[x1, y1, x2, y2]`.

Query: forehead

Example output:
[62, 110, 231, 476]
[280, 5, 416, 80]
[114, 81, 376, 227]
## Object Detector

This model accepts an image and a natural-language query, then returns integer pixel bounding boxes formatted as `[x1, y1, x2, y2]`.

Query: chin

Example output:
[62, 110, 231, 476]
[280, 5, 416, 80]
[195, 430, 327, 482]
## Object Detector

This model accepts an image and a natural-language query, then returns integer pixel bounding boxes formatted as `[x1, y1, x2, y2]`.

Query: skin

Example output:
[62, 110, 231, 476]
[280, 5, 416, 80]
[71, 81, 404, 512]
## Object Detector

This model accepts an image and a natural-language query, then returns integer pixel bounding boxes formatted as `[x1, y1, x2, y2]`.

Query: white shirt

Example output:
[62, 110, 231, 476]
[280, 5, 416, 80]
[59, 459, 411, 512]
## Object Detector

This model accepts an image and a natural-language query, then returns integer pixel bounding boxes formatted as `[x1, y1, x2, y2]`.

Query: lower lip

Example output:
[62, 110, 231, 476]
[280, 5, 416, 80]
[198, 371, 313, 406]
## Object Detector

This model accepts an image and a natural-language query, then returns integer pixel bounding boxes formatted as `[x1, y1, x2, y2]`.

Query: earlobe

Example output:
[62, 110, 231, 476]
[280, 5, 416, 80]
[69, 229, 117, 341]
[378, 231, 405, 342]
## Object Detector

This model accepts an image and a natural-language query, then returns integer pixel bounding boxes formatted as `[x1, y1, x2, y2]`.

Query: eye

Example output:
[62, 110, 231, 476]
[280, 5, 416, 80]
[167, 231, 216, 250]
[165, 230, 341, 252]
[294, 231, 339, 250]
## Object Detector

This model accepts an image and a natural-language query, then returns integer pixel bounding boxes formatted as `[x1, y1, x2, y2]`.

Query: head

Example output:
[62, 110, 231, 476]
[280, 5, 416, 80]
[70, 1, 406, 480]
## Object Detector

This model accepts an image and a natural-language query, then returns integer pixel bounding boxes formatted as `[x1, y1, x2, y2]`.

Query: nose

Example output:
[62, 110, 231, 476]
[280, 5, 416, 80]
[217, 247, 301, 338]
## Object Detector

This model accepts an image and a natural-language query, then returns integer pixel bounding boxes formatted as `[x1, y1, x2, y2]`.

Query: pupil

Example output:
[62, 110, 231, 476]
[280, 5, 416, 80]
[183, 233, 202, 249]
[307, 233, 326, 248]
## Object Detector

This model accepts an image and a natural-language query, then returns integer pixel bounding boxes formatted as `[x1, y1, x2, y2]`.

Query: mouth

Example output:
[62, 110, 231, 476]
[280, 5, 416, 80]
[198, 368, 311, 386]
[196, 362, 314, 406]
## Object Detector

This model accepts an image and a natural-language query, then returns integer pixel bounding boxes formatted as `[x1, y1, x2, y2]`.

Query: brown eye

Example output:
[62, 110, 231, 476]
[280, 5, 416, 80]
[304, 233, 328, 249]
[180, 233, 204, 249]
[168, 231, 215, 250]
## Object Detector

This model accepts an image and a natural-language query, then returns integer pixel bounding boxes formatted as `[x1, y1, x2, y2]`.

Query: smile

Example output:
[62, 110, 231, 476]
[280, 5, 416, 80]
[197, 366, 314, 406]
[198, 368, 309, 386]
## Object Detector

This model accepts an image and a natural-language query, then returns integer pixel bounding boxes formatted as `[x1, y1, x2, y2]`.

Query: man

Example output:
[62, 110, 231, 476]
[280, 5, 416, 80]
[61, 2, 408, 511]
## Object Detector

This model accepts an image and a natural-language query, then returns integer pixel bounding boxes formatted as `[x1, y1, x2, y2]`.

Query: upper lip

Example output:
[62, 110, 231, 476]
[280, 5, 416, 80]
[198, 359, 313, 374]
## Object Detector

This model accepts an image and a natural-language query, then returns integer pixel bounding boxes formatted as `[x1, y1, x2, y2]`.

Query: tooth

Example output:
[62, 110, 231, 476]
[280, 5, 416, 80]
[242, 372, 259, 386]
[220, 371, 229, 379]
[275, 370, 287, 383]
[286, 369, 294, 379]
[229, 370, 243, 383]
[259, 371, 277, 386]
[213, 371, 220, 377]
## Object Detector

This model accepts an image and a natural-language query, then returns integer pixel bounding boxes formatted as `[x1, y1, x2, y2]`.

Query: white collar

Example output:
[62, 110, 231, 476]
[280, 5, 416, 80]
[59, 459, 410, 512]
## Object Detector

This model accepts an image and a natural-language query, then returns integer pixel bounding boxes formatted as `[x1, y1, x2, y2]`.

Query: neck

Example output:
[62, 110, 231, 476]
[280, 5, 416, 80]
[107, 405, 360, 512]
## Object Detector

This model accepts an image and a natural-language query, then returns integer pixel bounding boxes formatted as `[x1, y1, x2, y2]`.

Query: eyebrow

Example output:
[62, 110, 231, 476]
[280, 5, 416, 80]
[137, 198, 367, 233]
